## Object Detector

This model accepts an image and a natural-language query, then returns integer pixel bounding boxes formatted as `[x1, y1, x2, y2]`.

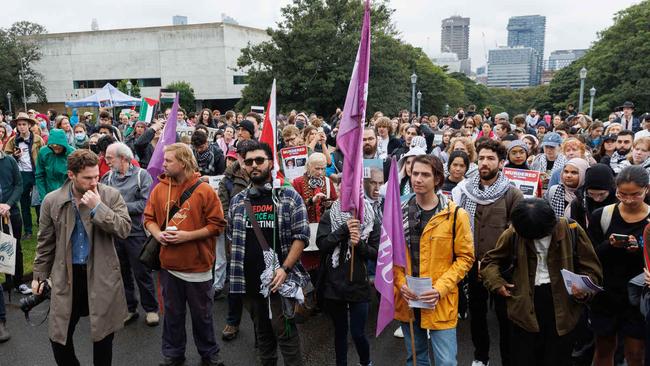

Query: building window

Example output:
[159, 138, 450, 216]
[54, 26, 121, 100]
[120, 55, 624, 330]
[233, 75, 248, 85]
[73, 78, 162, 89]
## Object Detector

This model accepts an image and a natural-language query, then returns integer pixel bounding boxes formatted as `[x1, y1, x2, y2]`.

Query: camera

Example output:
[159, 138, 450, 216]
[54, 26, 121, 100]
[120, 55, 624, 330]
[20, 282, 51, 314]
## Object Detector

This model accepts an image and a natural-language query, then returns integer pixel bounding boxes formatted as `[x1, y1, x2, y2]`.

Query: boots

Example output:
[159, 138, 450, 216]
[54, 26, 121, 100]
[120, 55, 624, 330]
[0, 321, 10, 342]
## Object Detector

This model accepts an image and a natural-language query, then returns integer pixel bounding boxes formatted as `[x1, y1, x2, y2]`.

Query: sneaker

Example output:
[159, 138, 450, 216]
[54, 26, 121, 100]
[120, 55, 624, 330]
[124, 312, 139, 324]
[221, 324, 239, 341]
[202, 353, 225, 366]
[22, 233, 32, 240]
[17, 284, 32, 295]
[471, 360, 489, 366]
[158, 356, 185, 366]
[213, 289, 225, 301]
[145, 312, 160, 326]
[393, 326, 404, 338]
[0, 321, 10, 343]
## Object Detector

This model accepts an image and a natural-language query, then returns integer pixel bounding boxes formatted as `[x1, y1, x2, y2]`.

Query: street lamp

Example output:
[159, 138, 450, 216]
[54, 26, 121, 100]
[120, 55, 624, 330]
[444, 104, 449, 115]
[410, 73, 417, 114]
[6, 92, 12, 115]
[126, 80, 133, 96]
[416, 91, 422, 118]
[589, 87, 596, 117]
[19, 57, 27, 111]
[578, 67, 587, 113]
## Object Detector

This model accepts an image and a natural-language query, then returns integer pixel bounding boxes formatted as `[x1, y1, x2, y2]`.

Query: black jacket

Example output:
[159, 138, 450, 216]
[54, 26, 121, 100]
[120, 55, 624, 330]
[316, 211, 380, 302]
[131, 128, 156, 169]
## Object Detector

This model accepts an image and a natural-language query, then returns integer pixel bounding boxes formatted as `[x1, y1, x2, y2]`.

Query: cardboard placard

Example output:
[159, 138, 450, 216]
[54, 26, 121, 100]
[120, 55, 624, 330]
[503, 167, 541, 199]
[281, 146, 309, 182]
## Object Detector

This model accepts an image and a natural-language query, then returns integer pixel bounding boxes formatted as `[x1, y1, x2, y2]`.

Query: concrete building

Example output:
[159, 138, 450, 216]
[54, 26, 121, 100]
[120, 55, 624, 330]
[441, 16, 470, 74]
[487, 47, 538, 88]
[507, 15, 546, 85]
[548, 49, 587, 70]
[28, 22, 270, 111]
[172, 16, 188, 26]
[431, 52, 462, 73]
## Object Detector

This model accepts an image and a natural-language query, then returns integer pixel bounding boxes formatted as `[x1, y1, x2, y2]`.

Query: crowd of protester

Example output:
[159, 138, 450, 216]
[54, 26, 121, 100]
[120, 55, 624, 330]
[0, 99, 650, 366]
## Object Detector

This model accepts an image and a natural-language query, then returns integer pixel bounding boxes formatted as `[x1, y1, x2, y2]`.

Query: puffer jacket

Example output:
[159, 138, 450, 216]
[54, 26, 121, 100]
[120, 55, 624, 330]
[393, 197, 475, 330]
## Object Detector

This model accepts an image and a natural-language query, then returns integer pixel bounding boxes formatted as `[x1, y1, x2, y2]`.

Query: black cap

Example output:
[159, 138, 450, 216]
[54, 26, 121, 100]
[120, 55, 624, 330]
[584, 164, 615, 191]
[622, 101, 635, 109]
[602, 133, 617, 142]
[238, 120, 255, 137]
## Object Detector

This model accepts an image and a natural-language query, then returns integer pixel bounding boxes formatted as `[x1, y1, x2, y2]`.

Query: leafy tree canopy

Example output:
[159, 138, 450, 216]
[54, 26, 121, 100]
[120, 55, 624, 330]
[117, 79, 141, 98]
[164, 81, 196, 112]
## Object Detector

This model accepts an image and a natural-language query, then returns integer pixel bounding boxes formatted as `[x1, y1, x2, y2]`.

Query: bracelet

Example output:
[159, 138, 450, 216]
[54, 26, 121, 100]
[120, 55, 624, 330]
[281, 265, 291, 273]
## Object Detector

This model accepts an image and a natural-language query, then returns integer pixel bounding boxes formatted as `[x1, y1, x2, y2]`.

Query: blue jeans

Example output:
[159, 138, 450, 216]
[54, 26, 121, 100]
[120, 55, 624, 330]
[0, 285, 5, 322]
[400, 320, 457, 366]
[325, 299, 371, 366]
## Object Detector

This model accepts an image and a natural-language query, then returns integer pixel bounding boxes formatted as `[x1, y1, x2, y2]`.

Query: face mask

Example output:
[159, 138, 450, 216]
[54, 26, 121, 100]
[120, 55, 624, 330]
[40, 121, 47, 129]
[90, 144, 100, 154]
[296, 121, 305, 129]
[75, 133, 86, 141]
[592, 137, 602, 146]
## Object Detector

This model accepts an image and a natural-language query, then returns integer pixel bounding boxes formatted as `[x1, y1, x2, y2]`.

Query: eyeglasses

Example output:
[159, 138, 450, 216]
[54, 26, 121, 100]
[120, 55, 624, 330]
[616, 189, 647, 200]
[243, 157, 268, 166]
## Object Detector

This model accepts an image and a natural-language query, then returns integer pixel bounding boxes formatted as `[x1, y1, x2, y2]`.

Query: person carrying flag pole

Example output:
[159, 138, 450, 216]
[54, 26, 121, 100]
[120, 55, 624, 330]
[393, 155, 475, 366]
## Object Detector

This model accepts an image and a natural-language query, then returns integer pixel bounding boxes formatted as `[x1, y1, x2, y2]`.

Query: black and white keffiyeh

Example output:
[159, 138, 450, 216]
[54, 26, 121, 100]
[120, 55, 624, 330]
[531, 153, 567, 175]
[547, 184, 567, 218]
[328, 199, 375, 268]
[609, 151, 630, 174]
[259, 249, 305, 303]
[458, 171, 511, 232]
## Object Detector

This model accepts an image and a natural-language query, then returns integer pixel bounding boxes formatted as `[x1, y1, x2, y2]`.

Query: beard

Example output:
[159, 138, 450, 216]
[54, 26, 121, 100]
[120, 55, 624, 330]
[618, 148, 631, 156]
[479, 167, 499, 181]
[363, 144, 377, 156]
[250, 166, 272, 185]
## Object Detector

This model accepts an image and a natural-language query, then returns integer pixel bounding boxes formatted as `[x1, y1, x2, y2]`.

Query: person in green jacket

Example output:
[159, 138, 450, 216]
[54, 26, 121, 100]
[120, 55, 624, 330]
[35, 129, 75, 201]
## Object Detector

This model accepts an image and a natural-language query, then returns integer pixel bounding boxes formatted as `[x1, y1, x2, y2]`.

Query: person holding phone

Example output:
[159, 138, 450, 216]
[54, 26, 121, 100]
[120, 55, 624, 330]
[588, 165, 650, 366]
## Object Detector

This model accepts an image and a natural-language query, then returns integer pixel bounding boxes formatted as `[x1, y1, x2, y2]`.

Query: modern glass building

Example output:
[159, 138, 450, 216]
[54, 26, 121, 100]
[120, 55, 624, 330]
[507, 15, 546, 85]
[441, 16, 471, 74]
[487, 47, 538, 88]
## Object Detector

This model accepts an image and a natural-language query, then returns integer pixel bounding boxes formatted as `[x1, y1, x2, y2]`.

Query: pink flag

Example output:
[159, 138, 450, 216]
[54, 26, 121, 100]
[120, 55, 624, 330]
[336, 0, 371, 219]
[147, 93, 179, 187]
[374, 157, 407, 336]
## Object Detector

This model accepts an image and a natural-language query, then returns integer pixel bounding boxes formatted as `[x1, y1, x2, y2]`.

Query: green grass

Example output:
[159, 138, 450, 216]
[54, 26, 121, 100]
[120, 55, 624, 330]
[1, 210, 38, 283]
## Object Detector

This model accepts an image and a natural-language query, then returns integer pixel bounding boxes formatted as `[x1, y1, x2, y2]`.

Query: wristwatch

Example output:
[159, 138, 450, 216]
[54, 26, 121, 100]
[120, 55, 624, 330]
[281, 265, 291, 273]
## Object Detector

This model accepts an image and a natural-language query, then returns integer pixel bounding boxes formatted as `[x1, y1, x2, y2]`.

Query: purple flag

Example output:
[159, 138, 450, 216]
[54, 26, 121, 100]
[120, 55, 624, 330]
[147, 93, 179, 187]
[374, 157, 407, 336]
[336, 0, 371, 219]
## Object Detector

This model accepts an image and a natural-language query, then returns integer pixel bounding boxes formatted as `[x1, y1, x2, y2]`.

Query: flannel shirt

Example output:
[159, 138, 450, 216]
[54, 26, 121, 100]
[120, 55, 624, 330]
[228, 186, 311, 294]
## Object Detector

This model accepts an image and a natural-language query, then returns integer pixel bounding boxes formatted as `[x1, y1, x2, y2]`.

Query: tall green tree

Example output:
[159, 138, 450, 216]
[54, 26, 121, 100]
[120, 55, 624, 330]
[164, 81, 196, 112]
[0, 21, 48, 111]
[236, 0, 463, 117]
[549, 1, 650, 119]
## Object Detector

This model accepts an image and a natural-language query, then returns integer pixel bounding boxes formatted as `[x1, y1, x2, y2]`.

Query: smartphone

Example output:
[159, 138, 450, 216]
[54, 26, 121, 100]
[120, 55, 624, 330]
[612, 234, 629, 243]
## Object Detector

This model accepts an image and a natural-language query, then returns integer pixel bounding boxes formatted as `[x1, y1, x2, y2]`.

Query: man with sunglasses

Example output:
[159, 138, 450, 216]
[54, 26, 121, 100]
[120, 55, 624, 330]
[228, 140, 310, 366]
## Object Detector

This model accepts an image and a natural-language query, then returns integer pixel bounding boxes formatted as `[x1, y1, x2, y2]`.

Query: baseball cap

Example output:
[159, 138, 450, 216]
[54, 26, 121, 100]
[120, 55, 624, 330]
[540, 132, 562, 148]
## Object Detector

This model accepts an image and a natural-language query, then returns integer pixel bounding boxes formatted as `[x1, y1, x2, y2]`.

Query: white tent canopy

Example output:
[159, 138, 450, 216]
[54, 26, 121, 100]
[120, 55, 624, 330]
[64, 83, 140, 108]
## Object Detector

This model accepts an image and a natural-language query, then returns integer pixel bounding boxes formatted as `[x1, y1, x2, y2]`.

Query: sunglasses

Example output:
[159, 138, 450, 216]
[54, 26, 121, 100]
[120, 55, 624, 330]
[243, 157, 268, 166]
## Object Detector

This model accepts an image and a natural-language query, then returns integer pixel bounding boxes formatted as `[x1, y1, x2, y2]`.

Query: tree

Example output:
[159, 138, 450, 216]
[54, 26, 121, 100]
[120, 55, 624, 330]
[164, 81, 196, 112]
[0, 21, 48, 112]
[549, 1, 650, 119]
[117, 79, 141, 98]
[236, 0, 465, 117]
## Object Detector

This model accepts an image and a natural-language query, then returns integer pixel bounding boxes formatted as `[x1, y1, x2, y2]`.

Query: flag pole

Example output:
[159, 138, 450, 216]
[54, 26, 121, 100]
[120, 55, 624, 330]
[405, 245, 417, 363]
[349, 207, 357, 282]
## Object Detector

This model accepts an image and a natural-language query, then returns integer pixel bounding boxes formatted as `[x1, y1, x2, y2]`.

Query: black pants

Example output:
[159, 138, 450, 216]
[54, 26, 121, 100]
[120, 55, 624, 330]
[468, 261, 510, 365]
[510, 284, 574, 366]
[50, 265, 114, 366]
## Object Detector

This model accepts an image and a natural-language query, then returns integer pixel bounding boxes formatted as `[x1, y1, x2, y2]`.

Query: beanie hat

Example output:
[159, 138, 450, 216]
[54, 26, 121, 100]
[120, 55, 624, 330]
[238, 120, 255, 137]
[410, 135, 427, 150]
[584, 163, 615, 191]
[507, 139, 529, 155]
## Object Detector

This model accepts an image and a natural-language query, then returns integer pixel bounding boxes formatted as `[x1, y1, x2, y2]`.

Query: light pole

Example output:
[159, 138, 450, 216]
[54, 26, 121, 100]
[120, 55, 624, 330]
[126, 80, 133, 96]
[416, 91, 422, 118]
[578, 67, 587, 113]
[589, 87, 596, 117]
[410, 73, 417, 115]
[6, 92, 12, 115]
[444, 104, 449, 115]
[19, 57, 27, 111]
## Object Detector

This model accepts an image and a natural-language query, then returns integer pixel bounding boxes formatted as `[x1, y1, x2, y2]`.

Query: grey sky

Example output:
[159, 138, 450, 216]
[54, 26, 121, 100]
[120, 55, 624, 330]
[2, 0, 640, 70]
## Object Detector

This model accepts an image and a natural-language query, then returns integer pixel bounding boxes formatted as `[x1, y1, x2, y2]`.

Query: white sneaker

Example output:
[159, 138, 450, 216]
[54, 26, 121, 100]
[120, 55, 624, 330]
[145, 312, 159, 326]
[393, 327, 404, 338]
[471, 361, 489, 366]
[17, 284, 32, 295]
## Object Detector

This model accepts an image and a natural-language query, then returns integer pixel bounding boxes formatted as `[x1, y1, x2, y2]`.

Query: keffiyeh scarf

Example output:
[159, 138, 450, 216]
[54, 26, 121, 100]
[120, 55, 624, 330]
[458, 171, 511, 232]
[533, 153, 567, 175]
[328, 199, 375, 268]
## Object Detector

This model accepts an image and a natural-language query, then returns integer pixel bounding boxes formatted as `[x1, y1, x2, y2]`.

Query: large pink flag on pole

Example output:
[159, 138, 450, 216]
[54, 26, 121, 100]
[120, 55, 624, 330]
[336, 0, 371, 219]
[374, 157, 407, 336]
[147, 93, 179, 187]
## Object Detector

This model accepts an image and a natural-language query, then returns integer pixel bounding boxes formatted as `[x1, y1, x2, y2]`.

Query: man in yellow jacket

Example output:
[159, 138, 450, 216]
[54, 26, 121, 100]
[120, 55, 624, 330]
[393, 155, 475, 366]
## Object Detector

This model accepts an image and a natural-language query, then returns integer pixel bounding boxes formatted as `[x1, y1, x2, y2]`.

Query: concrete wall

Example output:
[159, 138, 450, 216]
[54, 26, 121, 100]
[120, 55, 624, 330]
[30, 23, 270, 104]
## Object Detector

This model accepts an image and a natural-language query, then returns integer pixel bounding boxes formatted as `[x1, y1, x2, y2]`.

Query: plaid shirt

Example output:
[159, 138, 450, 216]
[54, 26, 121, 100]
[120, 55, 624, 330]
[228, 186, 311, 294]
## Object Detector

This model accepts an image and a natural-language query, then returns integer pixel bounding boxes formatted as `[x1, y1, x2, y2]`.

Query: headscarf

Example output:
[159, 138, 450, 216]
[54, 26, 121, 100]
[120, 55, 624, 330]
[562, 158, 590, 203]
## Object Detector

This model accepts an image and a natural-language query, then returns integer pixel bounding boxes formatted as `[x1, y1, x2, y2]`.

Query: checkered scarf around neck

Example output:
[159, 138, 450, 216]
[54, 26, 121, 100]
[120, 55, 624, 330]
[196, 146, 214, 170]
[548, 184, 567, 218]
[458, 171, 511, 232]
[535, 153, 567, 174]
[328, 199, 375, 268]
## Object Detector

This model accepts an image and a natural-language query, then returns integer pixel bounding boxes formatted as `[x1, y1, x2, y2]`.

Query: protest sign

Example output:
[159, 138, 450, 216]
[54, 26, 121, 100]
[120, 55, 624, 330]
[176, 126, 220, 142]
[281, 146, 308, 182]
[208, 175, 225, 191]
[503, 167, 541, 198]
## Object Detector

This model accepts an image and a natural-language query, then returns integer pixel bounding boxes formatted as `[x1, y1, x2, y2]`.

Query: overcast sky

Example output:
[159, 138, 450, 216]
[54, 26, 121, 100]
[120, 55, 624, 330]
[1, 0, 640, 70]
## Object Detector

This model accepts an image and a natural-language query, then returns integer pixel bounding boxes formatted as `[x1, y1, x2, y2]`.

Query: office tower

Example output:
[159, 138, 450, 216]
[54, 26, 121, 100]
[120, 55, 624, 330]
[487, 47, 538, 88]
[441, 16, 470, 74]
[173, 15, 188, 26]
[507, 15, 546, 85]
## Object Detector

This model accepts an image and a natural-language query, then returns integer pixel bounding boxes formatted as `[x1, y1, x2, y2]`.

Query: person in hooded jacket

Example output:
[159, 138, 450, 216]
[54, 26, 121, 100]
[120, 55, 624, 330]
[567, 164, 618, 230]
[35, 128, 75, 201]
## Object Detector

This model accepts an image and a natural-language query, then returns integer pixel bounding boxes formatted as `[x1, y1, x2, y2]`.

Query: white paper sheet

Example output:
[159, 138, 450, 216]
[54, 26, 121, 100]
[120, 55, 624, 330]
[560, 269, 603, 295]
[406, 276, 435, 309]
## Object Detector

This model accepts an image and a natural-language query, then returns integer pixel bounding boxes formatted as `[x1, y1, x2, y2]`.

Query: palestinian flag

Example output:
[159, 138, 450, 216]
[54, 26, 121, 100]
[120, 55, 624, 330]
[139, 97, 158, 123]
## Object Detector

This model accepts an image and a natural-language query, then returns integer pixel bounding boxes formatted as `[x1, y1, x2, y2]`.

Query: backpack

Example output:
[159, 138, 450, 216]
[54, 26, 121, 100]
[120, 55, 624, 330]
[600, 203, 650, 234]
[107, 168, 144, 191]
[500, 218, 580, 281]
